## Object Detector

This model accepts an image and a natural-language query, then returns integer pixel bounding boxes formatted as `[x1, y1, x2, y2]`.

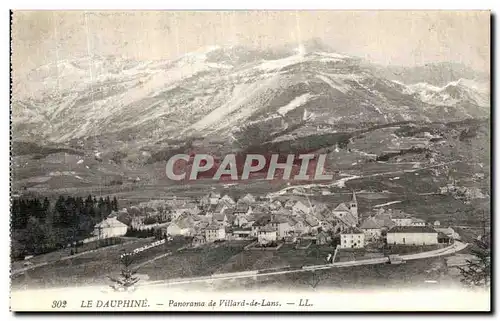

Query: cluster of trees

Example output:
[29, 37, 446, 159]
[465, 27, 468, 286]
[11, 195, 119, 258]
[124, 227, 162, 239]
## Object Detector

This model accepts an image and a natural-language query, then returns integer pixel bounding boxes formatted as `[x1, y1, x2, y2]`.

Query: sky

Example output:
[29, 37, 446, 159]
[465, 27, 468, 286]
[12, 10, 490, 79]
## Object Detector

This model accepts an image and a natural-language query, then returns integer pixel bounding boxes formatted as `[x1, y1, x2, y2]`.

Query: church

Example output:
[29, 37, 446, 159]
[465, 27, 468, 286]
[331, 191, 359, 230]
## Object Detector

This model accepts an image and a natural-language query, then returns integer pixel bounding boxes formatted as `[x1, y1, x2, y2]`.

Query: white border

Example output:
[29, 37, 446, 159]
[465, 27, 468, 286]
[2, 1, 497, 320]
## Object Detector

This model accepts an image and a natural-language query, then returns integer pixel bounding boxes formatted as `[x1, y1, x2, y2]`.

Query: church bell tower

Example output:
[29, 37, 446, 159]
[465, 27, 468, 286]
[349, 190, 358, 225]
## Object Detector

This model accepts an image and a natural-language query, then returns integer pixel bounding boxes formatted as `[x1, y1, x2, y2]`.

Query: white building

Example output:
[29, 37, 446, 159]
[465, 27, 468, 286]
[387, 226, 438, 246]
[93, 217, 128, 239]
[166, 218, 194, 236]
[292, 201, 310, 215]
[435, 227, 461, 240]
[258, 226, 278, 245]
[410, 218, 426, 227]
[340, 227, 365, 249]
[359, 217, 383, 242]
[390, 211, 413, 226]
[269, 216, 292, 239]
[205, 223, 226, 242]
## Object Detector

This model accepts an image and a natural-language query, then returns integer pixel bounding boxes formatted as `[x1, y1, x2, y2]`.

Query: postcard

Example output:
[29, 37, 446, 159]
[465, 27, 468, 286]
[10, 10, 491, 312]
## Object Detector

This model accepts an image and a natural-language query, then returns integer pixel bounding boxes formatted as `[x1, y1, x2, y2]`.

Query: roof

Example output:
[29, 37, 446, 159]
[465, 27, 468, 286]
[305, 215, 320, 227]
[390, 210, 410, 219]
[333, 203, 350, 212]
[220, 195, 235, 203]
[259, 226, 277, 233]
[274, 208, 292, 216]
[271, 215, 289, 224]
[341, 226, 364, 234]
[253, 215, 272, 227]
[435, 227, 455, 235]
[438, 231, 450, 239]
[235, 202, 250, 212]
[388, 226, 438, 234]
[214, 203, 227, 212]
[411, 218, 426, 223]
[96, 217, 129, 229]
[372, 213, 395, 228]
[172, 216, 195, 229]
[360, 217, 383, 229]
[213, 213, 227, 222]
[206, 223, 223, 230]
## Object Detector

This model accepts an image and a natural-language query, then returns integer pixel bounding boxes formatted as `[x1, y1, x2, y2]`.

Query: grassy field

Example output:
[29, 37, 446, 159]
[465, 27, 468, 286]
[203, 255, 464, 292]
[138, 240, 253, 281]
[11, 237, 130, 270]
[10, 237, 188, 289]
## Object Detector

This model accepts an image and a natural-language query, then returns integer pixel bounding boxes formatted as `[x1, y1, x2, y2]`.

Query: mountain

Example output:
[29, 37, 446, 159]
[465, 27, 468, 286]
[12, 42, 490, 148]
[371, 61, 489, 87]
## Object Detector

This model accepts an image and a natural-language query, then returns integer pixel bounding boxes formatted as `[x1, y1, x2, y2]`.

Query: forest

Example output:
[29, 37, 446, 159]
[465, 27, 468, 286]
[11, 195, 119, 259]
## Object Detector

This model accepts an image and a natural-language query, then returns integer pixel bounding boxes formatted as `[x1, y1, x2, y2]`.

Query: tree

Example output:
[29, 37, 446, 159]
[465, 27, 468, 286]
[108, 254, 140, 292]
[306, 270, 326, 289]
[457, 239, 490, 287]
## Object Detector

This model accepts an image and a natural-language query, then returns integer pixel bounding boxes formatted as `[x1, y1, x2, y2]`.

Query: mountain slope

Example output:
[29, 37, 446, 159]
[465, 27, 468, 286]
[12, 43, 490, 147]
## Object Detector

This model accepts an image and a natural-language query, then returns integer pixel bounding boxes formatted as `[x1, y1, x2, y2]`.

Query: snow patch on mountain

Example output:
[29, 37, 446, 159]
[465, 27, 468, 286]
[255, 54, 309, 72]
[277, 93, 315, 116]
[404, 78, 489, 107]
[315, 73, 351, 94]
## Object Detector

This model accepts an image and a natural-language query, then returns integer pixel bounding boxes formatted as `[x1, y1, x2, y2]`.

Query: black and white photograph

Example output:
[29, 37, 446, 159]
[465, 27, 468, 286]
[9, 10, 491, 311]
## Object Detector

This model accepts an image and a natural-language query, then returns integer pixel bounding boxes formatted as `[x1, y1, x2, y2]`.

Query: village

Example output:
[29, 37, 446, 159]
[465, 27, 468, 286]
[91, 190, 460, 262]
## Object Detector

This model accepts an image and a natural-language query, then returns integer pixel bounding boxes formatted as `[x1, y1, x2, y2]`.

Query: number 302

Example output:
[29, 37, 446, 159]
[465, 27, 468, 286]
[51, 300, 67, 308]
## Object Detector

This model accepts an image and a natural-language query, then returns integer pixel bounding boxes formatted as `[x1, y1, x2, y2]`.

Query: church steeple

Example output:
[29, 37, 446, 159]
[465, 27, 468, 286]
[349, 190, 358, 225]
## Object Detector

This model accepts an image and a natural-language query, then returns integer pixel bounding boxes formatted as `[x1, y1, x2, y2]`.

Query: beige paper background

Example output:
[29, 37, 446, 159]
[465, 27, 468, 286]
[10, 287, 491, 312]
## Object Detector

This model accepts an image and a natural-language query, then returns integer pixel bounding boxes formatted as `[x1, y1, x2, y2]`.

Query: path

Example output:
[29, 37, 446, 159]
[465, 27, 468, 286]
[270, 160, 460, 196]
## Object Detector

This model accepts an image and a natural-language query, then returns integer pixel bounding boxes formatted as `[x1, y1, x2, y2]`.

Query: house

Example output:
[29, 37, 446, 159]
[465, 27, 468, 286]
[213, 213, 228, 226]
[167, 216, 195, 236]
[435, 227, 460, 240]
[386, 226, 438, 246]
[220, 195, 235, 205]
[340, 227, 365, 248]
[192, 235, 207, 247]
[200, 192, 221, 207]
[194, 220, 210, 234]
[231, 227, 253, 240]
[234, 202, 252, 215]
[251, 215, 272, 237]
[270, 200, 283, 210]
[390, 210, 413, 226]
[205, 223, 226, 242]
[258, 226, 278, 245]
[316, 231, 331, 245]
[373, 212, 396, 230]
[284, 199, 297, 209]
[93, 217, 128, 239]
[269, 215, 292, 239]
[288, 216, 309, 235]
[410, 218, 426, 227]
[214, 203, 229, 215]
[234, 213, 253, 228]
[304, 215, 321, 233]
[239, 193, 256, 204]
[437, 232, 451, 244]
[360, 217, 384, 242]
[292, 201, 310, 215]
